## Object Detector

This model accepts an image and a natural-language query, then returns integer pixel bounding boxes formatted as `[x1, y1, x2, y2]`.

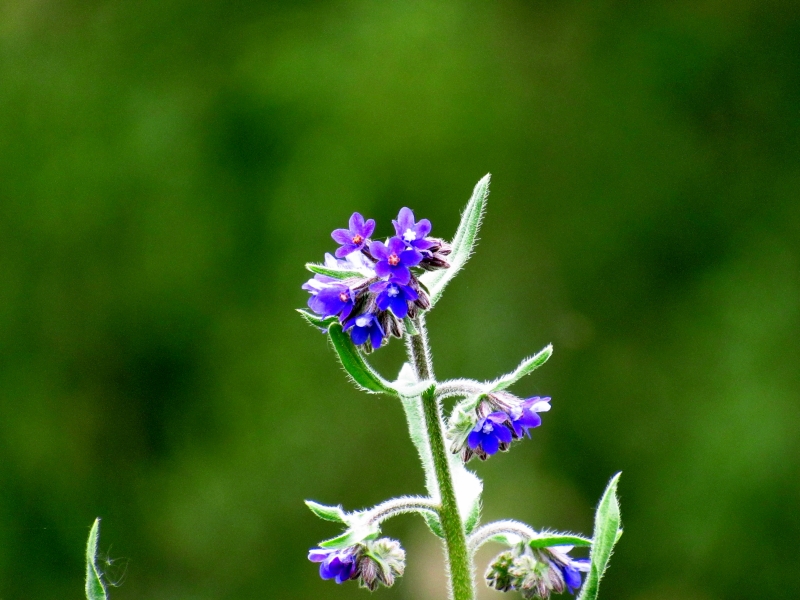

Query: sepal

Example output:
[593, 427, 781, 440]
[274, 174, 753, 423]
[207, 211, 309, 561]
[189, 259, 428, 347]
[419, 174, 489, 307]
[577, 472, 623, 600]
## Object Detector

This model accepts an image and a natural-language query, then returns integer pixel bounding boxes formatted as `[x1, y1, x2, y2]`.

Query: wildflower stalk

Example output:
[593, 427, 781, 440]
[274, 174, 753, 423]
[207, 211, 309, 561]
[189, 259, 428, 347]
[407, 314, 475, 600]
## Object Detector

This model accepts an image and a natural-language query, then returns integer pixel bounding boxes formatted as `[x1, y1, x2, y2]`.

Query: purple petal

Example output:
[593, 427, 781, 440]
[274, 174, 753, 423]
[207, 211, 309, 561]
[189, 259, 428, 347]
[562, 564, 583, 592]
[332, 229, 353, 245]
[388, 294, 409, 318]
[362, 218, 376, 238]
[482, 434, 500, 455]
[335, 244, 355, 258]
[414, 218, 432, 238]
[308, 549, 330, 563]
[516, 411, 542, 429]
[400, 284, 418, 301]
[387, 236, 407, 255]
[389, 264, 410, 285]
[369, 240, 389, 260]
[375, 261, 392, 279]
[400, 248, 423, 267]
[350, 326, 369, 346]
[369, 280, 390, 293]
[370, 322, 384, 348]
[467, 430, 482, 450]
[349, 212, 365, 233]
[487, 411, 510, 424]
[494, 424, 513, 444]
[393, 207, 416, 235]
[412, 238, 437, 251]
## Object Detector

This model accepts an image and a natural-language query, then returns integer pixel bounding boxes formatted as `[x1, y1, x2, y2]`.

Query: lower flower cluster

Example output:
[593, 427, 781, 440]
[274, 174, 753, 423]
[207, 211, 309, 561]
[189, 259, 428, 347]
[308, 538, 406, 591]
[303, 208, 450, 351]
[486, 543, 589, 600]
[448, 393, 552, 462]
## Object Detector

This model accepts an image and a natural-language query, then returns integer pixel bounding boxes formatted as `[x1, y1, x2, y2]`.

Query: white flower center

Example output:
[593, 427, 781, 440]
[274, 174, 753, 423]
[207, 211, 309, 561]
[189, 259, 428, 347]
[356, 316, 371, 327]
[482, 422, 494, 434]
[387, 285, 400, 297]
[403, 228, 417, 242]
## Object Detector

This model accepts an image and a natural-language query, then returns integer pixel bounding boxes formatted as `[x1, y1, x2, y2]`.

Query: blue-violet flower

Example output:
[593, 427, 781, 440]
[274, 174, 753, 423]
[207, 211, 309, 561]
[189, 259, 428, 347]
[308, 547, 359, 584]
[468, 412, 513, 457]
[370, 237, 422, 285]
[307, 283, 356, 320]
[509, 397, 551, 438]
[331, 212, 376, 258]
[392, 207, 435, 252]
[343, 312, 385, 349]
[369, 280, 419, 319]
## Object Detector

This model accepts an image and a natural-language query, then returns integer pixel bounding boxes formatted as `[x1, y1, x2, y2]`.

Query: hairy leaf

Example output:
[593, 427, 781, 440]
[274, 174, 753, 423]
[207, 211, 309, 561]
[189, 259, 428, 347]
[577, 473, 623, 600]
[305, 263, 363, 280]
[305, 500, 347, 524]
[528, 533, 592, 549]
[296, 308, 337, 331]
[85, 519, 107, 600]
[327, 322, 395, 394]
[488, 345, 553, 392]
[318, 524, 380, 549]
[420, 174, 490, 307]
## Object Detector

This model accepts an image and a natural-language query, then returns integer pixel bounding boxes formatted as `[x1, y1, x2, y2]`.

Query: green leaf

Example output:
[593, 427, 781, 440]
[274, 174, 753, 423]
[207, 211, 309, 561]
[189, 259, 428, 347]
[528, 533, 592, 549]
[296, 308, 337, 330]
[423, 512, 445, 538]
[577, 473, 623, 600]
[419, 174, 490, 307]
[327, 322, 395, 395]
[488, 345, 553, 392]
[305, 263, 363, 280]
[305, 500, 347, 524]
[85, 519, 107, 600]
[318, 524, 380, 549]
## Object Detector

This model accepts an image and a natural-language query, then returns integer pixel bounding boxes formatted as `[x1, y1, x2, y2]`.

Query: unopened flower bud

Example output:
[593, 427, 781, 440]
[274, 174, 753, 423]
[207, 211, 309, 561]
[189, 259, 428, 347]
[357, 538, 406, 591]
[485, 550, 516, 592]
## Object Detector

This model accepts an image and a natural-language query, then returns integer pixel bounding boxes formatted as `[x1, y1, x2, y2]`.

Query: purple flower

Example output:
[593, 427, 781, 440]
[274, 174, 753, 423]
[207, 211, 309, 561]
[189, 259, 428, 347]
[370, 237, 422, 285]
[369, 280, 419, 319]
[392, 207, 435, 251]
[468, 412, 513, 456]
[343, 312, 385, 348]
[331, 212, 376, 258]
[509, 397, 551, 438]
[307, 283, 355, 320]
[308, 547, 358, 584]
[561, 557, 590, 594]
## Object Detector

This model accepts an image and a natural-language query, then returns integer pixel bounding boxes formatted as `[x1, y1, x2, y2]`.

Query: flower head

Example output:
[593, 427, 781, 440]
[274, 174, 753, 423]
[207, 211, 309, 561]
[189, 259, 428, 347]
[308, 538, 406, 590]
[392, 207, 435, 252]
[369, 280, 419, 319]
[370, 236, 422, 285]
[308, 547, 359, 584]
[467, 412, 513, 458]
[332, 212, 376, 258]
[509, 397, 551, 438]
[307, 283, 356, 320]
[486, 543, 589, 599]
[343, 312, 385, 349]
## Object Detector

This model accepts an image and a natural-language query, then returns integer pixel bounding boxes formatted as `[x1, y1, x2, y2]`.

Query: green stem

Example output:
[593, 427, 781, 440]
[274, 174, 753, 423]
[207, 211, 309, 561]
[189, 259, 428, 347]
[407, 315, 475, 600]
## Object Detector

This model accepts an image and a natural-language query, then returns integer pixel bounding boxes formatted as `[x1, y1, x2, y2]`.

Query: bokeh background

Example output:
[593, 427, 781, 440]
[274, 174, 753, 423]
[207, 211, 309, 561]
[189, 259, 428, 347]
[1, 1, 799, 599]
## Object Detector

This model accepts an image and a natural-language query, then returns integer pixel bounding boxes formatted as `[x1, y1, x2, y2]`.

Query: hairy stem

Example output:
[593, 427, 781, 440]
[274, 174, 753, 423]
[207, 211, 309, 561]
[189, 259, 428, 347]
[363, 496, 439, 526]
[467, 519, 536, 552]
[407, 315, 475, 600]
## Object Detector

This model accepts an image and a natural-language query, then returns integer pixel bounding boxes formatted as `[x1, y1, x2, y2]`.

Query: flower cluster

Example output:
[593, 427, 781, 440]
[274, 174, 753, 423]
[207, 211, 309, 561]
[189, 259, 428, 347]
[448, 393, 551, 462]
[303, 208, 450, 351]
[485, 543, 589, 599]
[308, 538, 406, 590]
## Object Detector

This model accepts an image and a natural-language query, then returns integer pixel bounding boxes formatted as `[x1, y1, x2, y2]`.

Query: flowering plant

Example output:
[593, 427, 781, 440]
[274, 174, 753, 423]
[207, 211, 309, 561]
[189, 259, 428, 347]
[297, 175, 623, 600]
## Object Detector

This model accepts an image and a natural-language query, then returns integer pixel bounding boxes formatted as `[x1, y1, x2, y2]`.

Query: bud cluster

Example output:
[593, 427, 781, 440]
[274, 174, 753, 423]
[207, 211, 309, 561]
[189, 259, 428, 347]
[448, 393, 552, 462]
[308, 537, 406, 591]
[303, 208, 450, 351]
[486, 542, 589, 599]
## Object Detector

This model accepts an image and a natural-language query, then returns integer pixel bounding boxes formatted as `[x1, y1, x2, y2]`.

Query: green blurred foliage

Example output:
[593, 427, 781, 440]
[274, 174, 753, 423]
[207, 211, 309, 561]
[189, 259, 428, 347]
[1, 1, 798, 598]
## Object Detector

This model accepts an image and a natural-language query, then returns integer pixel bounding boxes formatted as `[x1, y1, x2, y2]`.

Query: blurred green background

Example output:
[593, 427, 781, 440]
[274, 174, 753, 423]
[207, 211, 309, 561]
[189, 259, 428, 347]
[1, 1, 799, 599]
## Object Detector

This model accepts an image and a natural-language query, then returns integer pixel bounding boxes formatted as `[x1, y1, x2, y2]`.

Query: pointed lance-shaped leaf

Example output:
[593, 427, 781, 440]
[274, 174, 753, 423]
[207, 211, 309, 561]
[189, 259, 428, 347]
[296, 308, 338, 331]
[327, 322, 396, 395]
[85, 519, 107, 600]
[528, 533, 592, 549]
[488, 345, 553, 392]
[305, 263, 363, 280]
[419, 174, 490, 307]
[305, 500, 348, 524]
[318, 523, 380, 549]
[577, 473, 623, 600]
